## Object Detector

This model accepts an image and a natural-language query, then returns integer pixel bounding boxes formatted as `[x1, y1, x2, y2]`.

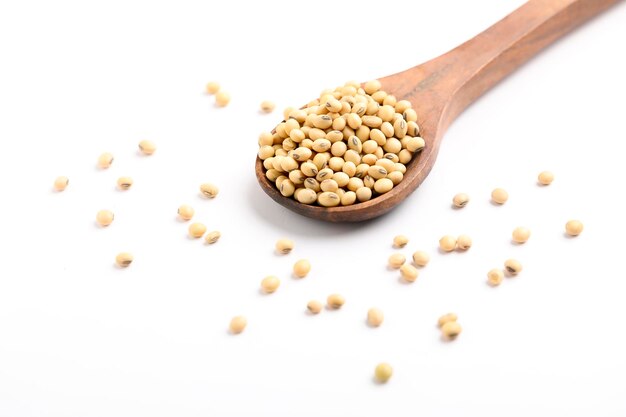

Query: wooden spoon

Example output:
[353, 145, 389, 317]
[255, 0, 620, 222]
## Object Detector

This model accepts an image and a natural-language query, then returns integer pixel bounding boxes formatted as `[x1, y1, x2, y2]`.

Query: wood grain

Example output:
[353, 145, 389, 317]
[255, 0, 621, 222]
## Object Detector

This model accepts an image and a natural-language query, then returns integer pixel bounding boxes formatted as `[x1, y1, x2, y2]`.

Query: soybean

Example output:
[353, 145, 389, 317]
[229, 316, 247, 334]
[188, 222, 207, 238]
[200, 183, 219, 198]
[96, 209, 114, 227]
[261, 276, 280, 293]
[293, 259, 311, 278]
[115, 252, 133, 268]
[177, 204, 194, 221]
[327, 294, 345, 309]
[205, 231, 221, 244]
[565, 220, 583, 236]
[138, 140, 156, 155]
[53, 176, 69, 191]
[393, 235, 409, 248]
[367, 308, 384, 327]
[275, 238, 294, 254]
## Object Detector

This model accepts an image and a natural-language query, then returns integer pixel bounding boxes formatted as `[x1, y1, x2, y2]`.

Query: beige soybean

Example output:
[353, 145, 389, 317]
[117, 176, 133, 190]
[177, 204, 194, 221]
[388, 253, 406, 269]
[356, 187, 372, 202]
[215, 91, 230, 107]
[275, 238, 294, 254]
[205, 231, 221, 244]
[115, 252, 133, 268]
[261, 276, 281, 293]
[260, 100, 275, 113]
[452, 193, 470, 208]
[456, 235, 472, 250]
[512, 227, 531, 243]
[364, 80, 381, 94]
[138, 140, 156, 155]
[412, 251, 430, 267]
[341, 191, 357, 205]
[96, 209, 114, 227]
[491, 188, 509, 204]
[538, 171, 554, 185]
[296, 188, 317, 204]
[437, 313, 458, 328]
[504, 258, 522, 275]
[487, 268, 504, 286]
[387, 171, 403, 185]
[293, 259, 311, 278]
[327, 294, 345, 309]
[367, 308, 384, 327]
[229, 316, 247, 334]
[400, 264, 419, 282]
[200, 183, 219, 198]
[374, 178, 393, 194]
[439, 235, 457, 252]
[97, 152, 114, 169]
[565, 220, 583, 236]
[393, 235, 409, 248]
[318, 191, 340, 207]
[205, 81, 220, 94]
[307, 300, 323, 314]
[188, 222, 207, 238]
[374, 363, 393, 383]
[441, 321, 462, 340]
[53, 176, 69, 191]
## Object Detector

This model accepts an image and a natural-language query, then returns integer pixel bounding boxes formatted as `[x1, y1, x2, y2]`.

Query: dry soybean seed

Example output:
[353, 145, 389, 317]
[393, 235, 409, 248]
[115, 252, 133, 268]
[296, 188, 317, 204]
[538, 170, 554, 185]
[512, 227, 531, 243]
[439, 235, 457, 252]
[117, 176, 133, 190]
[177, 204, 194, 221]
[387, 171, 403, 185]
[318, 192, 340, 207]
[405, 136, 425, 152]
[374, 178, 394, 194]
[200, 183, 219, 198]
[138, 140, 156, 155]
[388, 253, 406, 269]
[53, 176, 69, 191]
[229, 316, 247, 334]
[260, 100, 275, 113]
[452, 193, 470, 208]
[215, 91, 230, 107]
[275, 238, 294, 254]
[356, 187, 372, 202]
[441, 321, 462, 340]
[97, 152, 114, 169]
[456, 235, 472, 250]
[307, 300, 323, 314]
[96, 209, 114, 227]
[374, 363, 393, 383]
[205, 81, 220, 94]
[367, 308, 384, 327]
[400, 264, 419, 282]
[437, 313, 458, 328]
[491, 188, 508, 204]
[368, 165, 387, 180]
[565, 220, 584, 236]
[205, 231, 221, 244]
[261, 276, 280, 293]
[487, 268, 504, 286]
[293, 259, 311, 278]
[364, 79, 381, 95]
[341, 191, 357, 206]
[504, 258, 522, 275]
[188, 222, 207, 238]
[327, 294, 345, 309]
[412, 251, 430, 267]
[258, 145, 274, 160]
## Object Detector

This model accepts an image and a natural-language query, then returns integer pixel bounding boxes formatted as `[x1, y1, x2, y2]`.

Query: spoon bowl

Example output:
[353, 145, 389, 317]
[256, 0, 619, 222]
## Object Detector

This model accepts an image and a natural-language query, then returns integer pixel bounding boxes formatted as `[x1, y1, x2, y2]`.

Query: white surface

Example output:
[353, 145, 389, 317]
[1, 0, 626, 416]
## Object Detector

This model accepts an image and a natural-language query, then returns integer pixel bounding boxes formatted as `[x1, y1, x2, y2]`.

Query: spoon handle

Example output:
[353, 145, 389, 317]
[409, 0, 621, 135]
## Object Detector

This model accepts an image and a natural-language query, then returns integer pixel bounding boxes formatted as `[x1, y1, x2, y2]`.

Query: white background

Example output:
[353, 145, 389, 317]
[1, 0, 626, 416]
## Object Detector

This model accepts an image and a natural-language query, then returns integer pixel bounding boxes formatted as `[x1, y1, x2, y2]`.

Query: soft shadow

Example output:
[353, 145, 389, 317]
[246, 178, 388, 238]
